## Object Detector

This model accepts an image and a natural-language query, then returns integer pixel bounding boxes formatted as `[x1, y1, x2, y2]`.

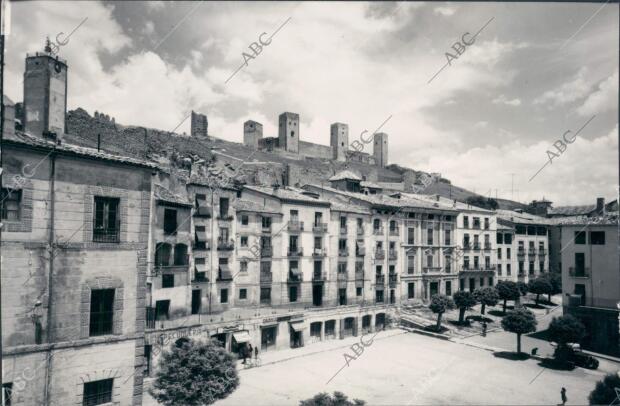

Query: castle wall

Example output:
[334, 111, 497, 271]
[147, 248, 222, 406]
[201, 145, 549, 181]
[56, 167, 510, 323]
[298, 141, 333, 160]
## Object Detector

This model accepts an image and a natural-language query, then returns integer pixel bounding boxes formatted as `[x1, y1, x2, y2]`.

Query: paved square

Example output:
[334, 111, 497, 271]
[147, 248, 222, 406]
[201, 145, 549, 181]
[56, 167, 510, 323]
[214, 330, 617, 405]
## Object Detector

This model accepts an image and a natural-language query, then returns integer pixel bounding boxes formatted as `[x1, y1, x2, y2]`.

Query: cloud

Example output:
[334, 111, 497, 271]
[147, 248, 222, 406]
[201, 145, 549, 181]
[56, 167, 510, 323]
[492, 95, 522, 106]
[434, 7, 456, 16]
[577, 69, 618, 116]
[533, 67, 591, 107]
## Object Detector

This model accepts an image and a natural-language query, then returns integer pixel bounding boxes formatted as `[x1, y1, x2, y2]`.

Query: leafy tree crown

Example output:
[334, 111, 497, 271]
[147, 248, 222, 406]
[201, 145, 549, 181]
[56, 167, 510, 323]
[501, 307, 537, 335]
[548, 314, 586, 345]
[429, 294, 455, 314]
[474, 287, 500, 306]
[496, 281, 521, 300]
[453, 291, 477, 309]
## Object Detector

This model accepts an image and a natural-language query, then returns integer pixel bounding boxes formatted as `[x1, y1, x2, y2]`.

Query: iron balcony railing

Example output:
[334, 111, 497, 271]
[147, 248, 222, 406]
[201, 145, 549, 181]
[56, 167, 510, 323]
[422, 267, 442, 274]
[355, 271, 364, 280]
[388, 274, 398, 287]
[538, 248, 547, 256]
[473, 243, 481, 251]
[357, 227, 364, 236]
[337, 272, 348, 281]
[288, 221, 304, 232]
[261, 246, 273, 257]
[484, 243, 492, 250]
[375, 274, 385, 284]
[373, 227, 384, 236]
[463, 242, 472, 250]
[93, 228, 120, 243]
[340, 226, 348, 235]
[356, 247, 366, 257]
[217, 238, 235, 250]
[528, 248, 537, 257]
[288, 272, 302, 283]
[569, 267, 590, 278]
[287, 247, 303, 257]
[375, 249, 385, 260]
[389, 249, 398, 260]
[313, 271, 326, 282]
[389, 227, 399, 236]
[338, 249, 349, 257]
[260, 272, 272, 284]
[313, 223, 328, 233]
[312, 248, 326, 257]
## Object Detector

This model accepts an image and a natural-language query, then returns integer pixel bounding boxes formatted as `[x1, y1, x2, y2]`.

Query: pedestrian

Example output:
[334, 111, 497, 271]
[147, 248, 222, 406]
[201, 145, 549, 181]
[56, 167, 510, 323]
[254, 346, 259, 360]
[482, 321, 487, 337]
[242, 347, 247, 364]
[560, 387, 567, 406]
[248, 343, 253, 358]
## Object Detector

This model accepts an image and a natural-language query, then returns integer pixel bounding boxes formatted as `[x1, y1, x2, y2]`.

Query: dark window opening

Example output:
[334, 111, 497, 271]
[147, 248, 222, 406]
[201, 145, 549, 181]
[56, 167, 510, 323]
[574, 231, 586, 244]
[155, 300, 170, 320]
[163, 208, 177, 235]
[89, 289, 115, 336]
[590, 231, 605, 245]
[0, 188, 21, 220]
[93, 197, 120, 242]
[162, 274, 174, 288]
[83, 378, 113, 406]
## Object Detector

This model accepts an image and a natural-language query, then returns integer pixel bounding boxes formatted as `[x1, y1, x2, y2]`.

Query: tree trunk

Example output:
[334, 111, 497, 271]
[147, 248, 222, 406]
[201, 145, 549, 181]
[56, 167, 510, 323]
[459, 308, 465, 323]
[436, 312, 443, 330]
[502, 299, 507, 314]
[481, 303, 486, 315]
[517, 333, 522, 354]
[548, 293, 551, 303]
[535, 294, 540, 305]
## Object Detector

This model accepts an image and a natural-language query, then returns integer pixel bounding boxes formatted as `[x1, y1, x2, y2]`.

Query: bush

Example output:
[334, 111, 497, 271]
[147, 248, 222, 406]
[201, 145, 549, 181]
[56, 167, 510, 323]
[152, 338, 239, 405]
[548, 314, 586, 351]
[496, 281, 521, 314]
[473, 287, 499, 315]
[300, 391, 366, 406]
[588, 373, 620, 405]
[517, 281, 528, 296]
[453, 291, 477, 323]
[501, 308, 537, 354]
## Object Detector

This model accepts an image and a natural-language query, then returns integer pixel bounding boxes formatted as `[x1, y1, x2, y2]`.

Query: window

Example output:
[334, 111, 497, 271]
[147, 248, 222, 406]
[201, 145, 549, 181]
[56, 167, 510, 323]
[289, 286, 298, 302]
[518, 262, 524, 274]
[89, 289, 115, 336]
[219, 197, 229, 217]
[427, 228, 433, 245]
[93, 197, 120, 242]
[220, 227, 229, 242]
[488, 277, 493, 286]
[356, 287, 363, 296]
[426, 255, 433, 268]
[464, 256, 470, 269]
[339, 288, 347, 305]
[240, 236, 248, 247]
[261, 216, 271, 229]
[163, 208, 177, 235]
[504, 234, 512, 244]
[314, 236, 322, 249]
[498, 264, 502, 276]
[0, 188, 21, 220]
[83, 378, 113, 406]
[241, 215, 249, 225]
[373, 219, 381, 230]
[463, 216, 469, 228]
[445, 281, 452, 296]
[574, 231, 586, 244]
[239, 289, 247, 300]
[444, 256, 451, 272]
[408, 283, 415, 299]
[479, 277, 484, 287]
[162, 274, 174, 288]
[407, 256, 415, 274]
[389, 220, 396, 231]
[314, 212, 323, 225]
[339, 239, 347, 251]
[529, 261, 534, 275]
[444, 229, 451, 245]
[340, 216, 347, 228]
[220, 289, 228, 304]
[338, 262, 347, 274]
[407, 227, 414, 244]
[290, 209, 299, 222]
[260, 288, 271, 304]
[506, 264, 511, 276]
[155, 243, 172, 267]
[173, 243, 188, 265]
[155, 300, 170, 320]
[590, 231, 605, 245]
[484, 218, 489, 229]
[539, 261, 544, 272]
[485, 257, 490, 269]
[497, 233, 503, 244]
[497, 248, 502, 259]
[506, 248, 511, 259]
[473, 256, 479, 269]
[3, 383, 12, 406]
[240, 261, 248, 273]
[376, 289, 384, 303]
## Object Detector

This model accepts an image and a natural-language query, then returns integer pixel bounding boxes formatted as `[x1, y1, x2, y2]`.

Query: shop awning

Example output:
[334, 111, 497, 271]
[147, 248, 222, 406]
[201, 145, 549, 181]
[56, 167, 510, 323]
[195, 227, 207, 242]
[219, 266, 232, 280]
[289, 321, 304, 332]
[232, 331, 251, 343]
[196, 196, 211, 217]
[290, 267, 301, 276]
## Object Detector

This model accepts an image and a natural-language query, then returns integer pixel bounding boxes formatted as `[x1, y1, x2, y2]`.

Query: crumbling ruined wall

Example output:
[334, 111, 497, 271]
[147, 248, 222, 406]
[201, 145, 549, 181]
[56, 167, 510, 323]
[299, 141, 333, 160]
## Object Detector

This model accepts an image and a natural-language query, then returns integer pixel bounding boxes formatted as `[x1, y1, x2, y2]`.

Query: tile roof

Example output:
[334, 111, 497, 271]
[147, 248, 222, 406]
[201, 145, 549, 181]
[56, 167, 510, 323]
[496, 209, 552, 225]
[244, 185, 330, 206]
[329, 170, 362, 182]
[6, 130, 158, 169]
[545, 214, 619, 226]
[548, 205, 596, 216]
[154, 184, 192, 206]
[405, 193, 495, 213]
[329, 200, 371, 215]
[234, 199, 282, 215]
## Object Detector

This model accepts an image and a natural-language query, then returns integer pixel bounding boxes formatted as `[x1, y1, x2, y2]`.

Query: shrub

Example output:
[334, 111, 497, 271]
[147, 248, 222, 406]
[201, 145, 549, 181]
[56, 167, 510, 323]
[300, 391, 366, 406]
[453, 291, 477, 323]
[429, 295, 455, 331]
[588, 373, 620, 405]
[501, 308, 537, 354]
[496, 281, 521, 314]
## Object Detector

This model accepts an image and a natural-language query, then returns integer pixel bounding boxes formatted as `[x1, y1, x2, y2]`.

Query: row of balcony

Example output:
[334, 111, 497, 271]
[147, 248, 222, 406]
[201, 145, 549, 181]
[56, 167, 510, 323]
[252, 271, 402, 285]
[517, 248, 547, 257]
[462, 242, 493, 251]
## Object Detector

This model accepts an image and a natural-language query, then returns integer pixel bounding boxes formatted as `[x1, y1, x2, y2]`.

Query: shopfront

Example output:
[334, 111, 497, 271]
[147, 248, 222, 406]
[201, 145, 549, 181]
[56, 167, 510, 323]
[261, 324, 278, 351]
[289, 321, 304, 348]
[232, 330, 251, 356]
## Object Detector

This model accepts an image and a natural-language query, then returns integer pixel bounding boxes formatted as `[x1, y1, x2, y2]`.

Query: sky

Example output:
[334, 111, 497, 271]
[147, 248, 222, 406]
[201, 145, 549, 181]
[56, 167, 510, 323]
[3, 1, 619, 206]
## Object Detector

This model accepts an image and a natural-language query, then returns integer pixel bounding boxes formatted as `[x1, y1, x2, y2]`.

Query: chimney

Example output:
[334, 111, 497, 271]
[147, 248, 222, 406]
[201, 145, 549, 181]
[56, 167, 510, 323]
[596, 197, 605, 215]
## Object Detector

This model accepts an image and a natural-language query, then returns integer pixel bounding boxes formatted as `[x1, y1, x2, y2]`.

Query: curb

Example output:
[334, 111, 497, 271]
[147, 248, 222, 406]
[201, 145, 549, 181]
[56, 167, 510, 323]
[582, 349, 620, 364]
[453, 338, 546, 362]
[402, 326, 451, 340]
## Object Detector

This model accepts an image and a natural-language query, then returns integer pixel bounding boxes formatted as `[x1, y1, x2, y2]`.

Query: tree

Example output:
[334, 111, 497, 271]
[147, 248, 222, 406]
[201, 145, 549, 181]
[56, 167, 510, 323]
[540, 272, 562, 301]
[501, 308, 537, 354]
[516, 281, 528, 296]
[496, 281, 521, 314]
[300, 391, 366, 406]
[453, 291, 477, 323]
[588, 373, 620, 405]
[548, 314, 586, 362]
[528, 277, 553, 305]
[473, 287, 499, 315]
[152, 338, 239, 405]
[429, 294, 455, 331]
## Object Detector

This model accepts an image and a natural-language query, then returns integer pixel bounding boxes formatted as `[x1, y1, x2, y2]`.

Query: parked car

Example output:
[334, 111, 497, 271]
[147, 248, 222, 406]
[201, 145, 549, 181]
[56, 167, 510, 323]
[550, 342, 599, 370]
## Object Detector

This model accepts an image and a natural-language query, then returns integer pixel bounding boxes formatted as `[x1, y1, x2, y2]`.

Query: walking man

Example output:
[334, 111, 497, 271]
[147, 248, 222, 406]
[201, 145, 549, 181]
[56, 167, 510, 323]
[254, 346, 259, 360]
[242, 346, 247, 364]
[482, 321, 487, 337]
[560, 387, 567, 406]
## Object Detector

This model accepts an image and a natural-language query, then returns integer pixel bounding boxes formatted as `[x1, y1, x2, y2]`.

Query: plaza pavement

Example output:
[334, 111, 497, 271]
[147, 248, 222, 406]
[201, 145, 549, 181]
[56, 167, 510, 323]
[211, 329, 617, 405]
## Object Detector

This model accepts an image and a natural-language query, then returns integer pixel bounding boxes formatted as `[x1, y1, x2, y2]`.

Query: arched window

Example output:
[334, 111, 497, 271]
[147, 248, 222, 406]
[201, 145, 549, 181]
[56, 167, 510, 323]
[155, 243, 172, 267]
[174, 243, 188, 266]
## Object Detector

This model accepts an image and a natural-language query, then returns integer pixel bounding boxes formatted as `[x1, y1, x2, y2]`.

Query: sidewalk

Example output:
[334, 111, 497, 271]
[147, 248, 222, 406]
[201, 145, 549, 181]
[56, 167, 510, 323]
[237, 328, 406, 370]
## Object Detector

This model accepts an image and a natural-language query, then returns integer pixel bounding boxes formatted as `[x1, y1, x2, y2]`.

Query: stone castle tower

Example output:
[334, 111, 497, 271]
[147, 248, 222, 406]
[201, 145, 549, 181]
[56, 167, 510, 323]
[24, 39, 68, 137]
[330, 122, 348, 162]
[278, 112, 299, 153]
[191, 111, 208, 137]
[373, 132, 388, 167]
[243, 120, 263, 149]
